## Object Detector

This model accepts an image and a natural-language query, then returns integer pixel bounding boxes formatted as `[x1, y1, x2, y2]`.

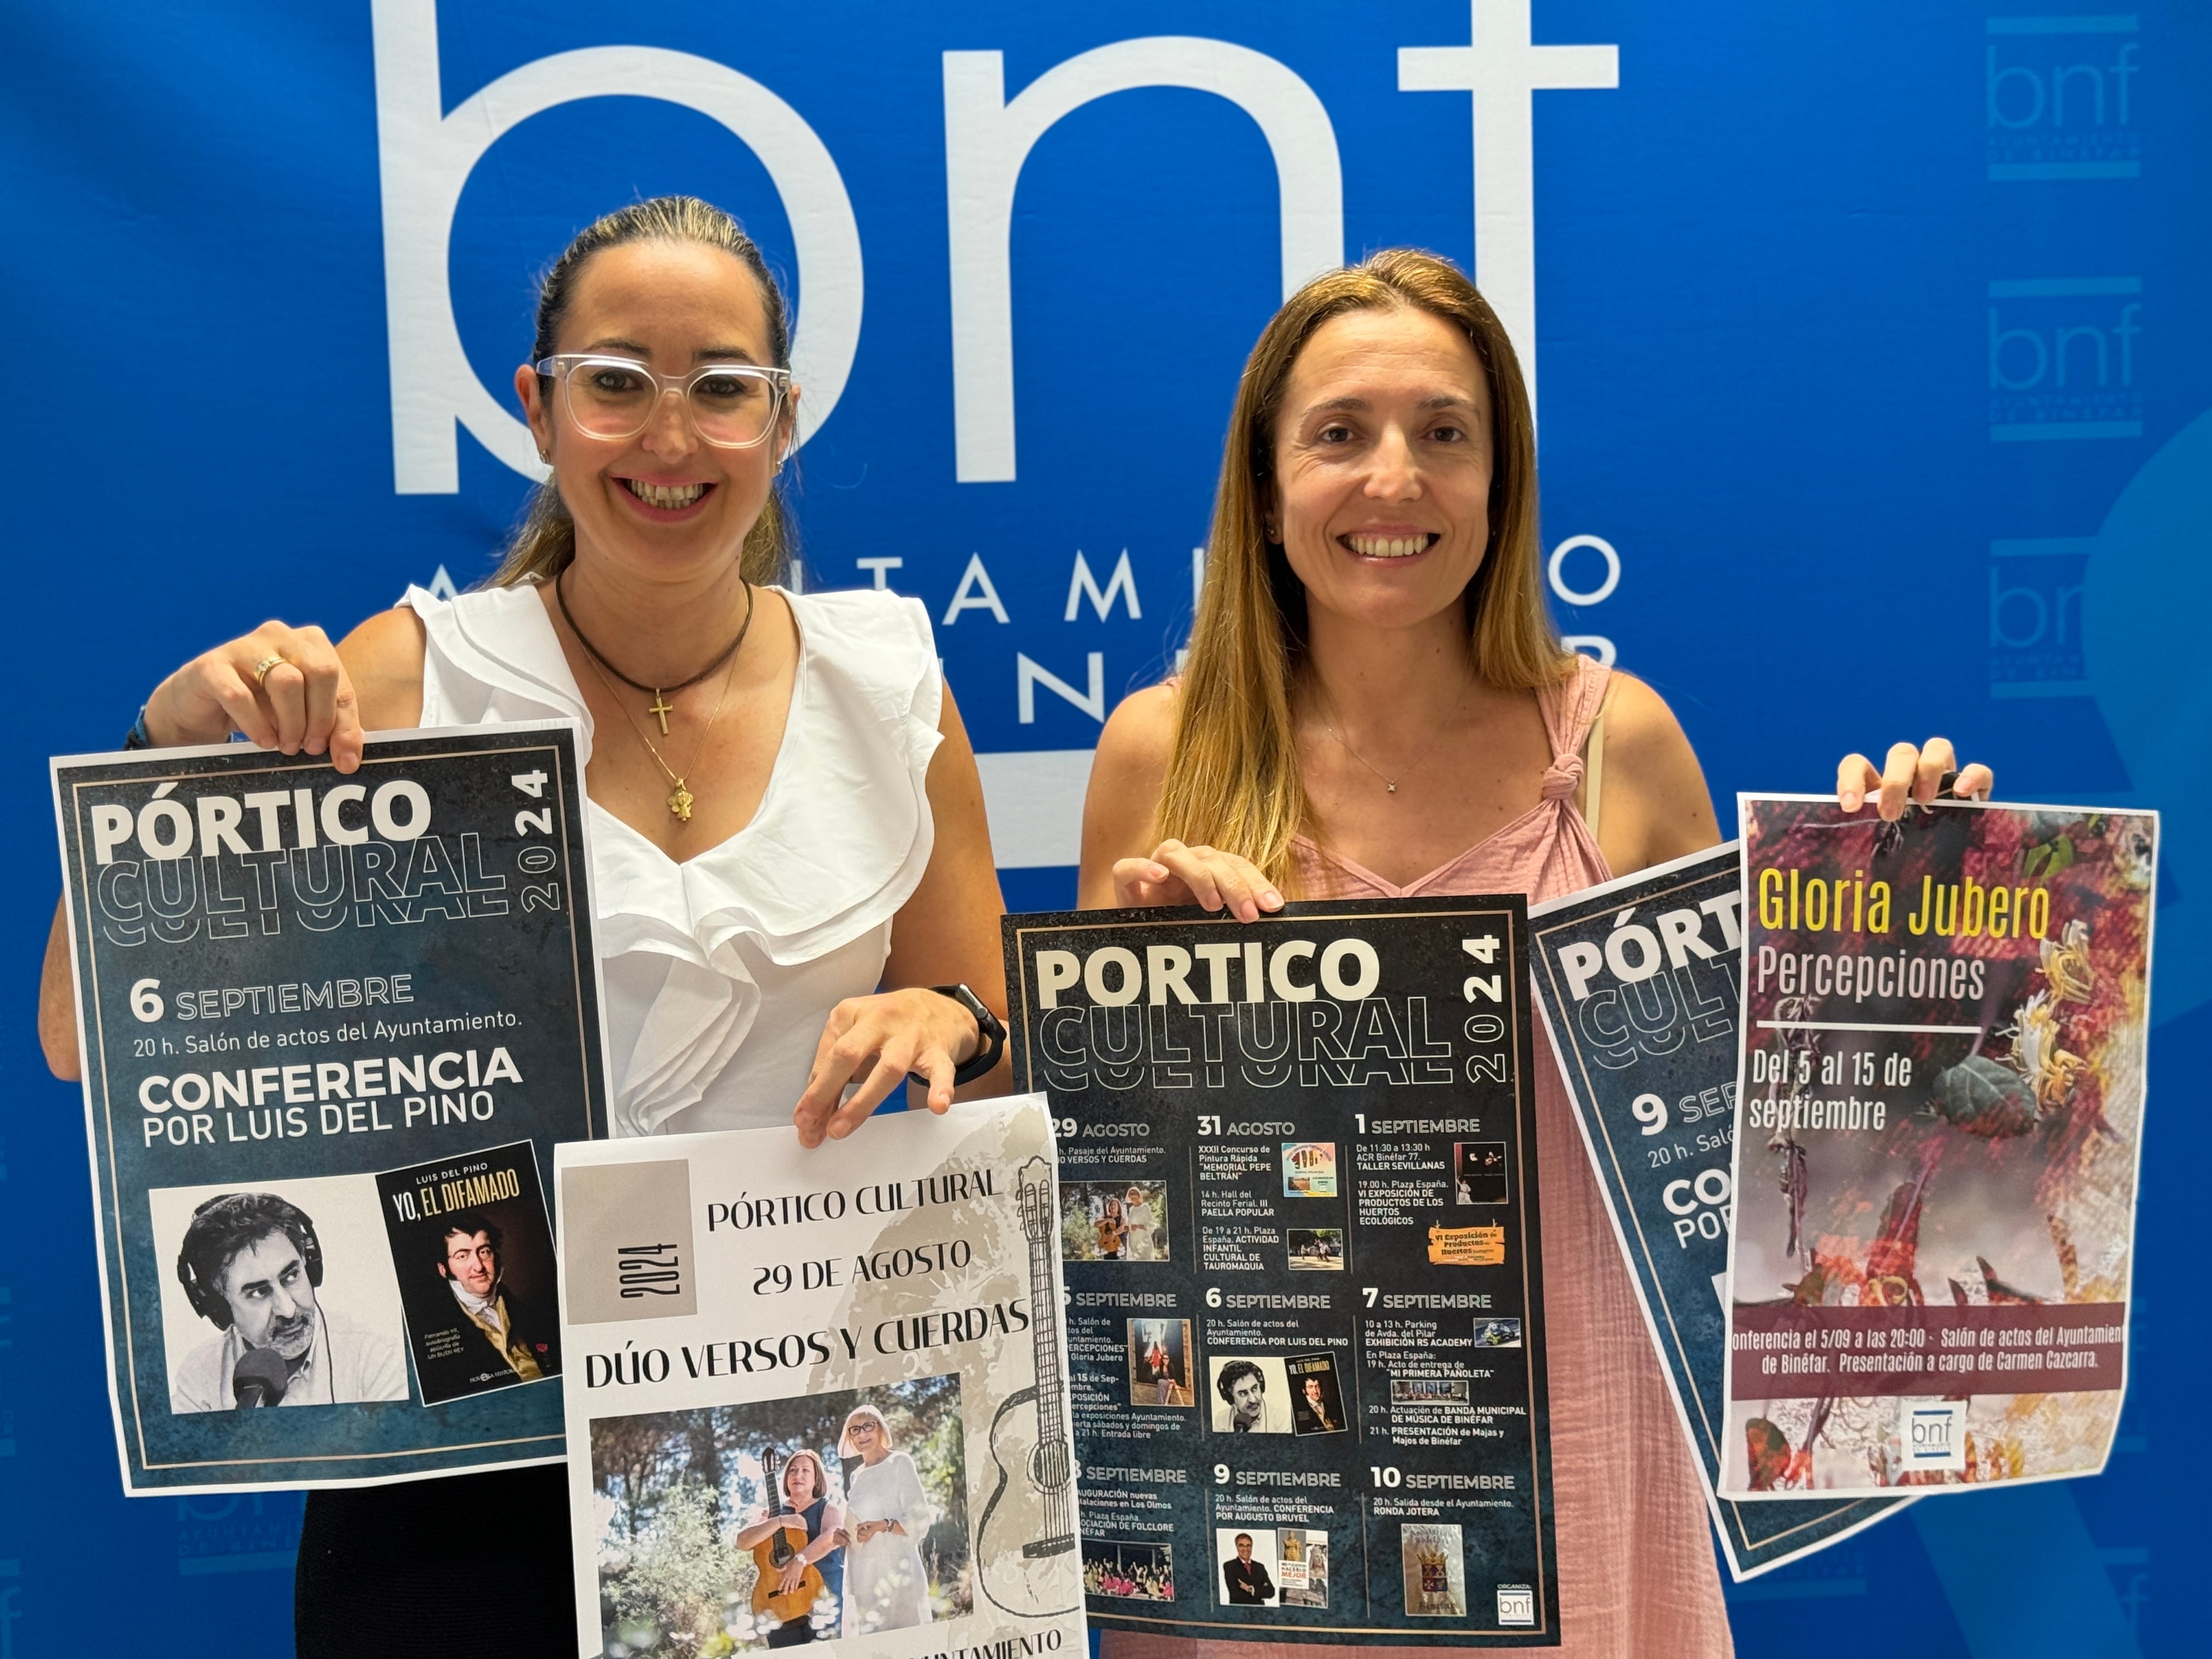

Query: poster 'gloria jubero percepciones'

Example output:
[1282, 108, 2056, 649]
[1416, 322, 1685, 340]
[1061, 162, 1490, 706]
[1723, 796, 2155, 1498]
[51, 724, 605, 1493]
[555, 1095, 1084, 1659]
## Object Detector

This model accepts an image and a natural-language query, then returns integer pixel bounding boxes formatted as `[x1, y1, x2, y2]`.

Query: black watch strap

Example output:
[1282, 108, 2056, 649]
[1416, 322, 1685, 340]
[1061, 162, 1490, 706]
[915, 983, 1006, 1088]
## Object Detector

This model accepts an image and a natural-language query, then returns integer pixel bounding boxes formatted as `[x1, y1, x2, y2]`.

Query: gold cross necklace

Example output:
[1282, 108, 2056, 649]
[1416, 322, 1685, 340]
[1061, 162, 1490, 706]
[561, 575, 753, 821]
[555, 570, 755, 735]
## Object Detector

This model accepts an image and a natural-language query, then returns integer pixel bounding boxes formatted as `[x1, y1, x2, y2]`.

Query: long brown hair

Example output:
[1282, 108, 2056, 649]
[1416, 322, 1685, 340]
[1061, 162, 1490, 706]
[1156, 249, 1570, 888]
[489, 196, 795, 589]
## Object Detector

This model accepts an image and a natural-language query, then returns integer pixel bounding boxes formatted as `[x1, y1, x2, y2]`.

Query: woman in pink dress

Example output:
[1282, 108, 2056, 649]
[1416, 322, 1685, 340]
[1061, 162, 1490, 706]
[1077, 249, 1989, 1658]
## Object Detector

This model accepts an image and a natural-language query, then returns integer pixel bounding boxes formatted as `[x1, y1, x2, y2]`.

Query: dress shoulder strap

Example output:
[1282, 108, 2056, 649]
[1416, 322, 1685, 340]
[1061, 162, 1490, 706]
[1534, 654, 1612, 806]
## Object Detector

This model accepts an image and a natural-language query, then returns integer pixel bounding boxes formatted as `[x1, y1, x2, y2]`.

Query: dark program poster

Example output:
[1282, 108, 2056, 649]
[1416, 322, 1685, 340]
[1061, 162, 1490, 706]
[1005, 899, 1560, 1645]
[52, 722, 606, 1492]
[1528, 844, 1913, 1578]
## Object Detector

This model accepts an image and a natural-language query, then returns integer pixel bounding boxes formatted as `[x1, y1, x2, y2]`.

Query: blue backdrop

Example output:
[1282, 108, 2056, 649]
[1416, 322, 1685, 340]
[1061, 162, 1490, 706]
[1, 2, 2201, 1654]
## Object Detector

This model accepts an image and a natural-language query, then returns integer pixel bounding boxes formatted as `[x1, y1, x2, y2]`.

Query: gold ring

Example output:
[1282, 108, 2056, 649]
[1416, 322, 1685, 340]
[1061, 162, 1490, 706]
[252, 653, 287, 686]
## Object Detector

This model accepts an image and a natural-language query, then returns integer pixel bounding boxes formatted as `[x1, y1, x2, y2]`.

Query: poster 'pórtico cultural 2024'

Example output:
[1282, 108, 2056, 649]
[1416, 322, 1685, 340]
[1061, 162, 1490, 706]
[1005, 900, 1559, 1645]
[52, 724, 605, 1493]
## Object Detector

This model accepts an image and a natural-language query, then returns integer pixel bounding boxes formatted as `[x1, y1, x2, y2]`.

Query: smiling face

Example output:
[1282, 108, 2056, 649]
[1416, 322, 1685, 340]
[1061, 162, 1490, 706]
[845, 1413, 885, 1462]
[1268, 304, 1494, 637]
[516, 238, 794, 584]
[218, 1231, 319, 1358]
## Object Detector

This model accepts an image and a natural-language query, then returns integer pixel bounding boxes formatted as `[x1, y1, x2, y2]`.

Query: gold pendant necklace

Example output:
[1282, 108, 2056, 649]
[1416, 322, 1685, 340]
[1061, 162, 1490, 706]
[1316, 679, 1472, 797]
[570, 584, 747, 821]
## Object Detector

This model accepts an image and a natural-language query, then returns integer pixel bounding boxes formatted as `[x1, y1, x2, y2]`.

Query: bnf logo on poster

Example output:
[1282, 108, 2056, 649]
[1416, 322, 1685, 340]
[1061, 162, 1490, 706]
[1905, 1400, 1969, 1472]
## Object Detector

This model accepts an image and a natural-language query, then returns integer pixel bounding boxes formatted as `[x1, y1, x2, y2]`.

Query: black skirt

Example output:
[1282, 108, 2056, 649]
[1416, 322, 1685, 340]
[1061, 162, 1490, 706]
[295, 1463, 577, 1655]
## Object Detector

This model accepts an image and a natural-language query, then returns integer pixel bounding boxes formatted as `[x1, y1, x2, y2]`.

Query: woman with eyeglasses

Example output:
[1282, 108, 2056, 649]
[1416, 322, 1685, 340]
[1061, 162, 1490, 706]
[1080, 250, 1991, 1657]
[38, 196, 1009, 1656]
[836, 1406, 938, 1635]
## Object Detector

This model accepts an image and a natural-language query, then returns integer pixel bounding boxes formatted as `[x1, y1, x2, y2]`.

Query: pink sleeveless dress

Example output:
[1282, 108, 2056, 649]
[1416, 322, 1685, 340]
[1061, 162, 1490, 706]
[1105, 658, 1733, 1659]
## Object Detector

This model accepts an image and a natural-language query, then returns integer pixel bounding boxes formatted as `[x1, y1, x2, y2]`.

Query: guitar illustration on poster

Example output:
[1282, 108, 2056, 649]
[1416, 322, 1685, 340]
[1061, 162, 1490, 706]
[978, 1155, 1080, 1617]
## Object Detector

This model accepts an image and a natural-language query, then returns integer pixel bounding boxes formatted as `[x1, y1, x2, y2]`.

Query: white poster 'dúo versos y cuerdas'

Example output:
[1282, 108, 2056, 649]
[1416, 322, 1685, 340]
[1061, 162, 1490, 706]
[557, 1095, 1084, 1659]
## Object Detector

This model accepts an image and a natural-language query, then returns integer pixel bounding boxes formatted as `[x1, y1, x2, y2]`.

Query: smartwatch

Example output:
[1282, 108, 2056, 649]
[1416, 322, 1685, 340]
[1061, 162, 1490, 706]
[915, 984, 1007, 1089]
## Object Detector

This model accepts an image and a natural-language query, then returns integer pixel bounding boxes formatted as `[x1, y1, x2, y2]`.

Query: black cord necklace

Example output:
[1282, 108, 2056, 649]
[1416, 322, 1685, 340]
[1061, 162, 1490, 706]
[555, 570, 756, 734]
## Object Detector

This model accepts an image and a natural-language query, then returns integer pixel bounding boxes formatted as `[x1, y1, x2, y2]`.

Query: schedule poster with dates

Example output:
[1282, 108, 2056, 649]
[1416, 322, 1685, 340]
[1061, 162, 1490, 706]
[1722, 795, 2157, 1498]
[51, 723, 605, 1493]
[1528, 844, 1911, 1577]
[1005, 900, 1560, 1645]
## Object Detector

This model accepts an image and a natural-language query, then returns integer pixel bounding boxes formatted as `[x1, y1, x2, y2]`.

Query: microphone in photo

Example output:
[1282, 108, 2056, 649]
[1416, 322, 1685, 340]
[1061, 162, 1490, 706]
[233, 1345, 291, 1408]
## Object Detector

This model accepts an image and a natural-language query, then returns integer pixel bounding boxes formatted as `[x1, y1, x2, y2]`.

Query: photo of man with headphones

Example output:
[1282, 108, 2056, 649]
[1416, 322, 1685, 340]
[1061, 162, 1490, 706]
[169, 1192, 408, 1413]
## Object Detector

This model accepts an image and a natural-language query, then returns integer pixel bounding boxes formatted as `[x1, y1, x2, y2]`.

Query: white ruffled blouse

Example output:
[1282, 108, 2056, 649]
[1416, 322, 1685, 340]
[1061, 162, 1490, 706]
[405, 582, 943, 1137]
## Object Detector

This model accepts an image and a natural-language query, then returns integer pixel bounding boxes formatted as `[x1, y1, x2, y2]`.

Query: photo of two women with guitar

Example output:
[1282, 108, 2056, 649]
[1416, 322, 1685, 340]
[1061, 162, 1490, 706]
[588, 1378, 969, 1651]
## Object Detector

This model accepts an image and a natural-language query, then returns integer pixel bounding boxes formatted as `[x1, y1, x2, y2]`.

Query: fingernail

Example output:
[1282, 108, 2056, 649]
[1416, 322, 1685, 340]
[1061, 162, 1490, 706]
[1262, 890, 1283, 907]
[1150, 865, 1170, 879]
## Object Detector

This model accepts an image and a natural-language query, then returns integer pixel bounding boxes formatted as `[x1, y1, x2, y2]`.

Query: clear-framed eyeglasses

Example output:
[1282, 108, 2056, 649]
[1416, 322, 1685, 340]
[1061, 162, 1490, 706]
[535, 354, 792, 450]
